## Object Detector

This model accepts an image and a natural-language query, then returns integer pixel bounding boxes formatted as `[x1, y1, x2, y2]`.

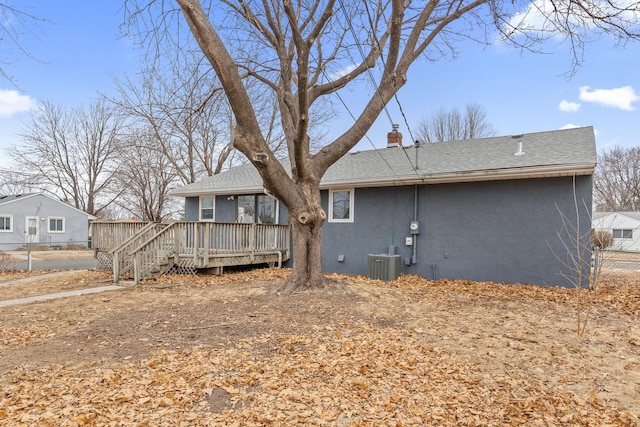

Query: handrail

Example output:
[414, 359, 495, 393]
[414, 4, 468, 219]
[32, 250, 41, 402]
[112, 222, 167, 283]
[109, 222, 157, 255]
[130, 222, 290, 284]
[91, 221, 150, 253]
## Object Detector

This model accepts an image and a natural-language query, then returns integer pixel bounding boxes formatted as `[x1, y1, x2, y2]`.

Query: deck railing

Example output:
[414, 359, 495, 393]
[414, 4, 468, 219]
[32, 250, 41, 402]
[111, 222, 167, 281]
[91, 221, 151, 253]
[130, 222, 290, 284]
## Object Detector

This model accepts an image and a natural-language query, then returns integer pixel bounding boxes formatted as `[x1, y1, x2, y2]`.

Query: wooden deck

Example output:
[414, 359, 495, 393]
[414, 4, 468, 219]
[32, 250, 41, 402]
[92, 221, 290, 284]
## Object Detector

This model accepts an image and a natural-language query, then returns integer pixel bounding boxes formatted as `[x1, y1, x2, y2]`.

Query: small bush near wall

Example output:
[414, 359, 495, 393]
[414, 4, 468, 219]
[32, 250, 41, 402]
[591, 229, 613, 249]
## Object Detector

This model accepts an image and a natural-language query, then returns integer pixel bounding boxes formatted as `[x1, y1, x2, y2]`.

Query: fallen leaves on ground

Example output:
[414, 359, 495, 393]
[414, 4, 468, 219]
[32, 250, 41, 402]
[2, 323, 637, 426]
[0, 268, 639, 426]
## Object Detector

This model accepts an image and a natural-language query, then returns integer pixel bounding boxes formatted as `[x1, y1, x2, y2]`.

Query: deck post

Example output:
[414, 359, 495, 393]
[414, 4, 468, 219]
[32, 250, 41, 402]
[203, 222, 210, 267]
[133, 254, 140, 285]
[194, 223, 200, 265]
[173, 224, 180, 265]
[113, 253, 120, 283]
[250, 223, 256, 262]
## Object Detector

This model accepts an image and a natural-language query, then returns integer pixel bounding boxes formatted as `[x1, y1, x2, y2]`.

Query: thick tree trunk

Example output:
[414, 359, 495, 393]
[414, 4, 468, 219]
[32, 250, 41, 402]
[277, 188, 327, 294]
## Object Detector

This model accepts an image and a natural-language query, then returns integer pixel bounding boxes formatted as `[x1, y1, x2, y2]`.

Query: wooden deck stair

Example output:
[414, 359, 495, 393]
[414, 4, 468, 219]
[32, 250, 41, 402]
[92, 221, 291, 284]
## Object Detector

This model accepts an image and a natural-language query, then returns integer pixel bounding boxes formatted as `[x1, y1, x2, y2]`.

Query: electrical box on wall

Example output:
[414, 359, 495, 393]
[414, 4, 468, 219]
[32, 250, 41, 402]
[405, 236, 413, 246]
[409, 221, 420, 234]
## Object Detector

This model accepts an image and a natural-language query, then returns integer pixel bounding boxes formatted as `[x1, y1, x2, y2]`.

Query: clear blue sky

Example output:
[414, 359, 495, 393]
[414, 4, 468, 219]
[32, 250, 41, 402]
[1, 1, 639, 168]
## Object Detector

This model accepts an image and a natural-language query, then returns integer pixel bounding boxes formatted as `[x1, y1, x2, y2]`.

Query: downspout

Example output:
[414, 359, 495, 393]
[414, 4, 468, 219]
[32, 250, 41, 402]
[412, 184, 418, 264]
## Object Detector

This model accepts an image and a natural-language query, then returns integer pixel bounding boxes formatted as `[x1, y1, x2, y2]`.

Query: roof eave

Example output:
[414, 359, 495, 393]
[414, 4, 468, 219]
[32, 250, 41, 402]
[172, 163, 595, 196]
[320, 163, 595, 189]
[171, 185, 264, 197]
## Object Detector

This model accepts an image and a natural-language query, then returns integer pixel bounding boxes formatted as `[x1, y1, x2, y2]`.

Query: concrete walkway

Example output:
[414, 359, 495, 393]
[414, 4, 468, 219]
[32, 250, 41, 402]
[0, 271, 83, 288]
[0, 285, 123, 307]
[0, 271, 123, 307]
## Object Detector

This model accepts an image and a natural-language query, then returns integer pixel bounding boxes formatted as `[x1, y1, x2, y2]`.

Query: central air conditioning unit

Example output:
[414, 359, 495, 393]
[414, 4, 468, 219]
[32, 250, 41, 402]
[367, 254, 402, 281]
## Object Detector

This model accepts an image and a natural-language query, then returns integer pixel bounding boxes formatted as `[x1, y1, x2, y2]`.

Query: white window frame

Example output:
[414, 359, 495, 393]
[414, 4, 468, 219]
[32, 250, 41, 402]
[0, 214, 12, 232]
[48, 216, 65, 233]
[328, 188, 354, 223]
[199, 195, 216, 221]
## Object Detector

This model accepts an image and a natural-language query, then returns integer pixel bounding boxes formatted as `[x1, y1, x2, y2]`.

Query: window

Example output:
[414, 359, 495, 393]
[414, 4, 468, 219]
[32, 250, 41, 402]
[236, 194, 278, 224]
[612, 229, 633, 239]
[48, 217, 65, 233]
[0, 215, 12, 232]
[328, 189, 354, 223]
[200, 196, 215, 220]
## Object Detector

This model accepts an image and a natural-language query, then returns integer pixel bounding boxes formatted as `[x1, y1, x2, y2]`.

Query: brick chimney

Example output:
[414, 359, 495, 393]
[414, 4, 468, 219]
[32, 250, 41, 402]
[387, 124, 403, 148]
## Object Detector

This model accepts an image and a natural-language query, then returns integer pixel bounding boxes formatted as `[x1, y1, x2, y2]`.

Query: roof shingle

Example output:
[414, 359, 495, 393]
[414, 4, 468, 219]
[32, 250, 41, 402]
[173, 126, 596, 196]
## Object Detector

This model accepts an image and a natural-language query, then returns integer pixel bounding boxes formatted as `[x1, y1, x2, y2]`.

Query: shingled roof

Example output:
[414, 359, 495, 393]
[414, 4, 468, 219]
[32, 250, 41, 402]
[173, 126, 597, 197]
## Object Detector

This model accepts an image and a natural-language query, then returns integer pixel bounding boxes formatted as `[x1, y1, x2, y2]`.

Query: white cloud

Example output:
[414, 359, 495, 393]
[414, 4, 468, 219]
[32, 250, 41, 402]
[560, 123, 600, 136]
[330, 63, 358, 80]
[0, 90, 36, 117]
[558, 100, 580, 112]
[559, 123, 580, 130]
[578, 85, 639, 111]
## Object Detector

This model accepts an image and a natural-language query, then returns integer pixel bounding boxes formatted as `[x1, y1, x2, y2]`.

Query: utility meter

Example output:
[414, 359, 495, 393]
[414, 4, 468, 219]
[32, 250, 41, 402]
[410, 221, 420, 235]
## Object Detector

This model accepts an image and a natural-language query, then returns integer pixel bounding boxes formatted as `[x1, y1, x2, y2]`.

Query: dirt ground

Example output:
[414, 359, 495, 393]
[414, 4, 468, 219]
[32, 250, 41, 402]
[0, 263, 639, 426]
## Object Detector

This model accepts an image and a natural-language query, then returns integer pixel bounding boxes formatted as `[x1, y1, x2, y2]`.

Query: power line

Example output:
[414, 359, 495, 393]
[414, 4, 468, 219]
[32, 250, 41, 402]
[361, 0, 417, 145]
[334, 0, 419, 176]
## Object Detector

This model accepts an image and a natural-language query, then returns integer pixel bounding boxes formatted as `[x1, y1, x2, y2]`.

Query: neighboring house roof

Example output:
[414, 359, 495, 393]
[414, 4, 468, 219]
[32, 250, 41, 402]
[173, 126, 597, 197]
[592, 212, 640, 230]
[593, 212, 640, 222]
[0, 193, 97, 220]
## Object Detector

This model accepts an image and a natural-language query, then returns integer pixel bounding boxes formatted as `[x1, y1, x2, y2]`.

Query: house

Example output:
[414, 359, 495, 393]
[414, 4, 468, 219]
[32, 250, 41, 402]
[172, 126, 596, 287]
[0, 193, 95, 250]
[592, 212, 640, 252]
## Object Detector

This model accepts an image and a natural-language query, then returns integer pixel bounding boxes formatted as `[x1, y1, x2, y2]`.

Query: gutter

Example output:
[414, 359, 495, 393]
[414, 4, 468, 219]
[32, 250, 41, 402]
[172, 163, 595, 197]
[320, 163, 596, 189]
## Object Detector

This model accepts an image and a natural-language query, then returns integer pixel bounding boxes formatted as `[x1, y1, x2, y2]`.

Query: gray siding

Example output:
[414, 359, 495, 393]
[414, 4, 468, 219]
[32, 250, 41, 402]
[321, 176, 592, 287]
[0, 194, 91, 250]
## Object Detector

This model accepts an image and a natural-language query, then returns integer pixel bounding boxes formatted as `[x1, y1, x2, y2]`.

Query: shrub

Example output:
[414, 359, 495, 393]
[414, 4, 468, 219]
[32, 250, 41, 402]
[591, 229, 613, 249]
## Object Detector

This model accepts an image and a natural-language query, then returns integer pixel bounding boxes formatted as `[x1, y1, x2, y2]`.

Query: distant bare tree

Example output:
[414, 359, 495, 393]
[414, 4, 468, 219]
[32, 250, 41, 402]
[593, 146, 640, 211]
[0, 169, 38, 195]
[416, 104, 496, 143]
[11, 99, 123, 216]
[111, 54, 233, 185]
[110, 50, 303, 185]
[113, 129, 180, 221]
[0, 3, 47, 84]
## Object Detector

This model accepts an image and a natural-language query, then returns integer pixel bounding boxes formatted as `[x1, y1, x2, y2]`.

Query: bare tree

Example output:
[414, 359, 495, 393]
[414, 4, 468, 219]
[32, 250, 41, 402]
[113, 128, 180, 221]
[415, 104, 496, 143]
[0, 3, 47, 85]
[593, 146, 640, 211]
[0, 169, 39, 195]
[110, 53, 234, 185]
[10, 99, 124, 216]
[125, 0, 640, 291]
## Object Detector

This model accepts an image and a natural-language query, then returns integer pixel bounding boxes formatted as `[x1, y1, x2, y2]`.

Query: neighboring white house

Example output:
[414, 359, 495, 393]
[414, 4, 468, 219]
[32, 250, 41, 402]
[0, 193, 95, 250]
[592, 212, 640, 252]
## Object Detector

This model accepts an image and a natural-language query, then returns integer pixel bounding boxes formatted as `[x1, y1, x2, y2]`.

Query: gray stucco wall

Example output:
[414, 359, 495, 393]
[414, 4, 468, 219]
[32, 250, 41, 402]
[0, 194, 91, 250]
[184, 197, 200, 221]
[183, 176, 592, 287]
[321, 176, 592, 287]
